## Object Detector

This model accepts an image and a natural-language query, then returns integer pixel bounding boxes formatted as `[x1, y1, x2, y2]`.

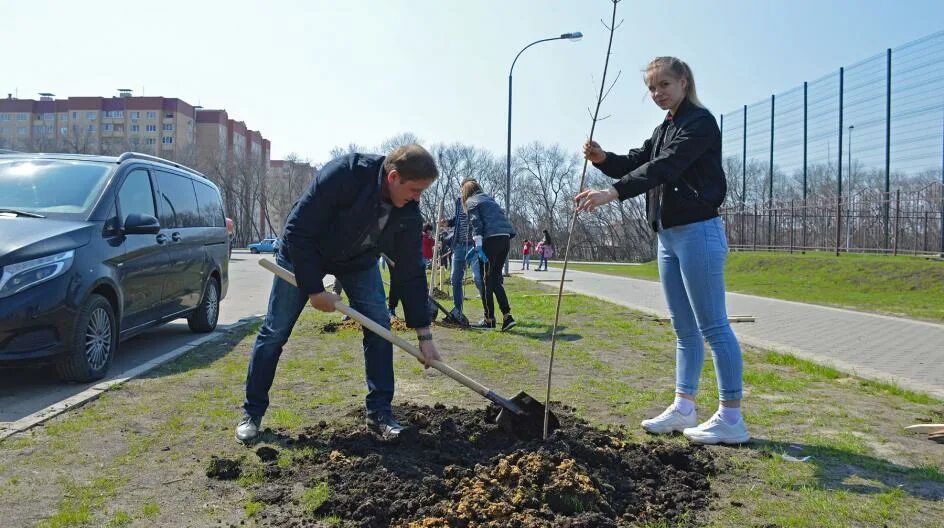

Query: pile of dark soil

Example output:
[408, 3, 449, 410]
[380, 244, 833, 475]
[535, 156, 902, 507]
[320, 319, 410, 333]
[210, 404, 715, 527]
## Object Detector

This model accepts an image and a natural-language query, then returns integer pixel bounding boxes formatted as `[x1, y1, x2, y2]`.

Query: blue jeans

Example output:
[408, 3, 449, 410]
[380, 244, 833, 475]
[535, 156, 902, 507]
[451, 243, 484, 313]
[537, 254, 548, 270]
[521, 254, 530, 269]
[658, 217, 743, 401]
[243, 255, 394, 417]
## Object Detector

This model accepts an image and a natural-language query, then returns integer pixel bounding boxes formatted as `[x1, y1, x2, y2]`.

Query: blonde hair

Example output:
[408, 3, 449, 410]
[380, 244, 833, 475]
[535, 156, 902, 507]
[460, 179, 481, 210]
[645, 56, 703, 108]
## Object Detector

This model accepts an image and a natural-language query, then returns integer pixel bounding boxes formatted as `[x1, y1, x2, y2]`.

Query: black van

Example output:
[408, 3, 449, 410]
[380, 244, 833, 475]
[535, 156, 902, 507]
[0, 152, 229, 382]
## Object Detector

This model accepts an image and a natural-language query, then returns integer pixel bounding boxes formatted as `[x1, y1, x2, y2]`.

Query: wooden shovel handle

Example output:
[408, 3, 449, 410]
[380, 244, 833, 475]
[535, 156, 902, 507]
[258, 258, 493, 399]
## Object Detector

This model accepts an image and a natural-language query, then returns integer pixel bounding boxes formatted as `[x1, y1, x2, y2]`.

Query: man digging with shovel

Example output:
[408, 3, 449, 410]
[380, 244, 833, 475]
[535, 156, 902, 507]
[236, 144, 442, 444]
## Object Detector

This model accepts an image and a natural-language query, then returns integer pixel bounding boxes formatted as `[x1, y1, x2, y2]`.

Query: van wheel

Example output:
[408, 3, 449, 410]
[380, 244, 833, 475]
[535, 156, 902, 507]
[188, 278, 220, 333]
[250, 248, 259, 254]
[56, 294, 116, 382]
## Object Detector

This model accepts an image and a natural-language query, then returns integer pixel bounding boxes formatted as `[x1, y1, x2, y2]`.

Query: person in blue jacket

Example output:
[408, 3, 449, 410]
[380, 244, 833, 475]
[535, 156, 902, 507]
[237, 144, 442, 443]
[575, 57, 748, 445]
[462, 179, 517, 331]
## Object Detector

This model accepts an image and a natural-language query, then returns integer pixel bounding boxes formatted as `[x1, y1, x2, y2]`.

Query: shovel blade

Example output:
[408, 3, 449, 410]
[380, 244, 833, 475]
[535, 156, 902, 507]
[494, 391, 559, 439]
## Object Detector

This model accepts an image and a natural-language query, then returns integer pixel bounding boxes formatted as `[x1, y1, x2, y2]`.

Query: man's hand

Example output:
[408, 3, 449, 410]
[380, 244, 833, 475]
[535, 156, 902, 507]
[308, 292, 341, 312]
[438, 217, 447, 228]
[416, 329, 441, 369]
[574, 187, 619, 213]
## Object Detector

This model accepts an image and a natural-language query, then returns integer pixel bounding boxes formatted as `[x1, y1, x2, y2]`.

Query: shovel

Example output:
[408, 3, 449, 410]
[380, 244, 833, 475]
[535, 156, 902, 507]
[259, 258, 557, 437]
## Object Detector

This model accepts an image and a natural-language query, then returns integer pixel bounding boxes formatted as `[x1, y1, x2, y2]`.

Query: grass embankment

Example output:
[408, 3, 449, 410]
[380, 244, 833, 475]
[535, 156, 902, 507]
[568, 251, 944, 322]
[1, 277, 942, 527]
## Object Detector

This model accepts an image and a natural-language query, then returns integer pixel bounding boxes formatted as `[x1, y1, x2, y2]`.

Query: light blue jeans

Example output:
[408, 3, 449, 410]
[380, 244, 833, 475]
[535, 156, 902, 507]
[451, 243, 484, 313]
[658, 216, 743, 401]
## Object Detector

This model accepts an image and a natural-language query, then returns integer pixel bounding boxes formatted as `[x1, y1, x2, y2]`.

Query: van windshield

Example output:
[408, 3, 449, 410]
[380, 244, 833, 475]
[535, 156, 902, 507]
[0, 159, 113, 219]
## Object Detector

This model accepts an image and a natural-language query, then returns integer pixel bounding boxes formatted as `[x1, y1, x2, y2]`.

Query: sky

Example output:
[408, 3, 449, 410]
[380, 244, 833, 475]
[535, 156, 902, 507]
[4, 0, 944, 164]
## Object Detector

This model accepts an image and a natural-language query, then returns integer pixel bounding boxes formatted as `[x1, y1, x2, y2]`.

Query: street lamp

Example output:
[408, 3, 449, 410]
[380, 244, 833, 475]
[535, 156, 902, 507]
[505, 31, 582, 274]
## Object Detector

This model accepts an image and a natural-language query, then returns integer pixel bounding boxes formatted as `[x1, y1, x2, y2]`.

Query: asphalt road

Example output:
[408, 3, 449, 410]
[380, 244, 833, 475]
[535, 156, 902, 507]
[0, 251, 275, 428]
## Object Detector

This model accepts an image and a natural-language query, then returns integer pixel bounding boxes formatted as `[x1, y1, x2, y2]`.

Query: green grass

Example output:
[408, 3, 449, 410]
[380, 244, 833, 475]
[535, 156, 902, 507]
[3, 276, 942, 527]
[568, 251, 944, 322]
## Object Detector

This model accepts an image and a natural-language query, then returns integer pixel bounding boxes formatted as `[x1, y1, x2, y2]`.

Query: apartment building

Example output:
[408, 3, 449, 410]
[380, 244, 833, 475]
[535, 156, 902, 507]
[0, 91, 197, 161]
[266, 158, 317, 235]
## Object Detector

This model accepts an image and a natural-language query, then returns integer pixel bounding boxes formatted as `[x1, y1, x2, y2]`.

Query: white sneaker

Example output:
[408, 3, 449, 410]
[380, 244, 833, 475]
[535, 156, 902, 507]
[683, 412, 750, 445]
[640, 405, 698, 434]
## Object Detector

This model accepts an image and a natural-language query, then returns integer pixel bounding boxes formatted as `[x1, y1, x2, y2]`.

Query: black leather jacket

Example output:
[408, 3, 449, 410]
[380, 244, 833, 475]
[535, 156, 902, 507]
[593, 97, 726, 231]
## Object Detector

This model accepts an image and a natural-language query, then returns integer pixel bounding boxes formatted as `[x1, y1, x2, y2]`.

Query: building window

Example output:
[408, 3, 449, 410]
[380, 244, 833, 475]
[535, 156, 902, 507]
[42, 113, 54, 121]
[130, 111, 140, 119]
[165, 112, 174, 119]
[145, 138, 156, 145]
[17, 127, 27, 136]
[17, 113, 28, 121]
[87, 124, 96, 132]
[59, 127, 68, 135]
[86, 112, 97, 120]
[104, 110, 123, 118]
[72, 112, 78, 120]
[161, 136, 174, 144]
[59, 113, 67, 121]
[146, 111, 157, 119]
[103, 123, 113, 131]
[145, 124, 157, 132]
[163, 123, 173, 131]
[0, 113, 10, 121]
[130, 124, 140, 133]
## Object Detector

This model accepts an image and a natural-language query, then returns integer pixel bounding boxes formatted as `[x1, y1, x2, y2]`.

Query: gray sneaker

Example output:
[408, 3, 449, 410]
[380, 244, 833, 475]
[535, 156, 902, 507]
[235, 413, 262, 444]
[366, 411, 404, 439]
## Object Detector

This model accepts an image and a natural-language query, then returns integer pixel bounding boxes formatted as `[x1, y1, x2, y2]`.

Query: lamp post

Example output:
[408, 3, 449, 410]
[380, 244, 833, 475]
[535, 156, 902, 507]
[505, 31, 582, 274]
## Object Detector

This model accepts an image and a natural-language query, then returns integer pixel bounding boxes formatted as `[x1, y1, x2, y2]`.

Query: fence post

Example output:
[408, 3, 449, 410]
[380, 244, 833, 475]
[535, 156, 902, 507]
[894, 189, 901, 256]
[923, 211, 929, 253]
[769, 94, 775, 244]
[836, 67, 844, 257]
[790, 200, 795, 253]
[752, 203, 758, 251]
[884, 48, 892, 251]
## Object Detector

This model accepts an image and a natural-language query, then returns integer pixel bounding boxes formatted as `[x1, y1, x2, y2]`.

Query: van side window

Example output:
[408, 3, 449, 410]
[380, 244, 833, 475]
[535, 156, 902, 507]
[117, 169, 157, 218]
[155, 171, 200, 228]
[193, 181, 225, 227]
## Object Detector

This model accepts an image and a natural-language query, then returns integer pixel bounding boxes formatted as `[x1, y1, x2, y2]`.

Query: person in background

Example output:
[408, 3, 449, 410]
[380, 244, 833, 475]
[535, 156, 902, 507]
[440, 178, 485, 322]
[536, 230, 554, 271]
[462, 179, 517, 331]
[576, 56, 748, 445]
[421, 223, 435, 268]
[521, 239, 532, 270]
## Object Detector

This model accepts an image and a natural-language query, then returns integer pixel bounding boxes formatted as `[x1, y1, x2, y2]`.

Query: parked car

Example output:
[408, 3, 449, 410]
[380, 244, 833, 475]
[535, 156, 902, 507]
[248, 238, 279, 254]
[0, 152, 229, 382]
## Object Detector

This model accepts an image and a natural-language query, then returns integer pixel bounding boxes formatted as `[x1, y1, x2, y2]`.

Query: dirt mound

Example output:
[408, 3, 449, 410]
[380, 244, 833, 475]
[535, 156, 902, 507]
[215, 404, 714, 527]
[320, 318, 410, 333]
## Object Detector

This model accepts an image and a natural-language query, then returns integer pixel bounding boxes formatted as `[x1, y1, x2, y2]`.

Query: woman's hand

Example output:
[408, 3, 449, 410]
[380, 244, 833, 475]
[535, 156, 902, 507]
[583, 140, 606, 164]
[574, 187, 619, 213]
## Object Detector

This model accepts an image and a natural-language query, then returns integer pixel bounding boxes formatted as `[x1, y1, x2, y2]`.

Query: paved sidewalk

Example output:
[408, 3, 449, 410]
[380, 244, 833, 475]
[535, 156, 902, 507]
[513, 263, 944, 399]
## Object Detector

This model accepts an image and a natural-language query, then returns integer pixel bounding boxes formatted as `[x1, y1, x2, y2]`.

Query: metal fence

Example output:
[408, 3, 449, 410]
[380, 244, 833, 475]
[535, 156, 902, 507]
[720, 182, 943, 255]
[719, 30, 944, 255]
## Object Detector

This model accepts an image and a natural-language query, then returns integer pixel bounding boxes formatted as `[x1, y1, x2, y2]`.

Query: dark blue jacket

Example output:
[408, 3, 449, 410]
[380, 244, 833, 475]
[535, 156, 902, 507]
[466, 190, 516, 241]
[278, 153, 430, 328]
[593, 97, 726, 231]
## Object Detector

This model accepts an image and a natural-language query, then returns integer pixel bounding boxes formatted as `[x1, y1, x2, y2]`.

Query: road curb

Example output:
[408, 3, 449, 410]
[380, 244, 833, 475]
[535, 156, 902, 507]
[0, 315, 262, 442]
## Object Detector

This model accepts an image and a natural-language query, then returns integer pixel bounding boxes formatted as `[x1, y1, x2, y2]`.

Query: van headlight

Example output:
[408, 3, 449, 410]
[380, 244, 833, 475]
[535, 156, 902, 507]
[0, 250, 75, 299]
